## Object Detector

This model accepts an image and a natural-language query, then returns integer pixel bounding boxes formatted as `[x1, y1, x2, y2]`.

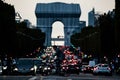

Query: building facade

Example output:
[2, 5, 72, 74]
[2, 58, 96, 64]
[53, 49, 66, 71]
[88, 8, 102, 27]
[88, 8, 95, 27]
[35, 2, 84, 46]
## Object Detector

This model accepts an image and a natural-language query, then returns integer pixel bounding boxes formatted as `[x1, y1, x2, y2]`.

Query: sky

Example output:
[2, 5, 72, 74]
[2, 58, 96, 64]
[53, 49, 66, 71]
[4, 0, 115, 45]
[4, 0, 115, 26]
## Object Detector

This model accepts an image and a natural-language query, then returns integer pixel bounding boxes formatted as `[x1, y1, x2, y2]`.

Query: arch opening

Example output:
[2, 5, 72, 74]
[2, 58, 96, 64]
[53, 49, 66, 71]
[51, 21, 64, 46]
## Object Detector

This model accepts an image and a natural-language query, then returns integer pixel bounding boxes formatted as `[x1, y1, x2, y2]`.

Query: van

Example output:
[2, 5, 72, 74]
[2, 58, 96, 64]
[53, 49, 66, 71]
[89, 60, 96, 67]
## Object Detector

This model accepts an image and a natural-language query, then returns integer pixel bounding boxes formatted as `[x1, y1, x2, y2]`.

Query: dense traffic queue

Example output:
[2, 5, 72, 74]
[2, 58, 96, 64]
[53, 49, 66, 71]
[0, 46, 120, 76]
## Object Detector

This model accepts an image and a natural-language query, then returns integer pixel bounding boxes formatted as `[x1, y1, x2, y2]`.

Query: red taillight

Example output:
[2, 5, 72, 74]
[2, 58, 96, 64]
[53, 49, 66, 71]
[94, 67, 99, 70]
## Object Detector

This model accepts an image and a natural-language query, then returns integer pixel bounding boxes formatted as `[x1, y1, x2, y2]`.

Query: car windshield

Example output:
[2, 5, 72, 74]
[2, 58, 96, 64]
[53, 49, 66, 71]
[101, 64, 109, 67]
[17, 60, 33, 65]
[98, 64, 109, 67]
[34, 60, 42, 66]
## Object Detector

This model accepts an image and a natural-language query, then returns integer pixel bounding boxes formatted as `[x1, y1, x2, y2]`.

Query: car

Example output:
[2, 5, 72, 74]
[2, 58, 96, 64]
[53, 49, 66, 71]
[81, 60, 96, 73]
[33, 58, 42, 73]
[67, 64, 79, 74]
[82, 65, 94, 73]
[50, 63, 57, 74]
[12, 58, 36, 75]
[93, 63, 112, 76]
[39, 63, 52, 75]
[0, 60, 2, 75]
[2, 60, 9, 75]
[59, 63, 69, 76]
[60, 60, 80, 75]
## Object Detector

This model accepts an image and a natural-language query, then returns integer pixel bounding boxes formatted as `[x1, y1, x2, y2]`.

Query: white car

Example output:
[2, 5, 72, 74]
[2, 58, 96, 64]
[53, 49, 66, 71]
[93, 63, 112, 76]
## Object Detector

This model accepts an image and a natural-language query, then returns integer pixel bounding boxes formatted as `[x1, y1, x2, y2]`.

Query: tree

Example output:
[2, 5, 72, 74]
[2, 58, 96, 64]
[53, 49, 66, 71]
[71, 26, 101, 57]
[16, 22, 45, 57]
[0, 0, 45, 58]
[98, 13, 114, 59]
[115, 0, 120, 52]
[0, 0, 17, 57]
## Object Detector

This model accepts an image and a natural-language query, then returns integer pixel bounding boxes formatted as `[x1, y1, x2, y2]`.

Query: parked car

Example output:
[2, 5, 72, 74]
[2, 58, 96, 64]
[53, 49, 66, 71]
[93, 63, 112, 76]
[12, 58, 36, 75]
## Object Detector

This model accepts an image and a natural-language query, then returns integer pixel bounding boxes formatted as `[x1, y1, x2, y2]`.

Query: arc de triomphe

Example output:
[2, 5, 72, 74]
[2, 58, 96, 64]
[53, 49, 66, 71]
[35, 2, 81, 46]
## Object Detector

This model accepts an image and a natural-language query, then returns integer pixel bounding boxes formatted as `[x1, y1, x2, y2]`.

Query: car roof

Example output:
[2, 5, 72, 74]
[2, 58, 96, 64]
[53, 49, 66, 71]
[96, 63, 109, 66]
[18, 58, 40, 60]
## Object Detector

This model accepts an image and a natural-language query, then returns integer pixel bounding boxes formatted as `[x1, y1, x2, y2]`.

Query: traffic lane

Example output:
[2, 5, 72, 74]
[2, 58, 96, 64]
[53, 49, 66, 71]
[0, 73, 120, 80]
[41, 73, 120, 80]
[0, 75, 33, 80]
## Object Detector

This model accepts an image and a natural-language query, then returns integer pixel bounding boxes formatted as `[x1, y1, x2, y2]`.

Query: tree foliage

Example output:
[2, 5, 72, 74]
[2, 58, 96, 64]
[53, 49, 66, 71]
[0, 0, 17, 57]
[0, 0, 45, 58]
[71, 26, 101, 57]
[71, 13, 115, 58]
[115, 0, 120, 52]
[99, 13, 114, 58]
[16, 22, 45, 57]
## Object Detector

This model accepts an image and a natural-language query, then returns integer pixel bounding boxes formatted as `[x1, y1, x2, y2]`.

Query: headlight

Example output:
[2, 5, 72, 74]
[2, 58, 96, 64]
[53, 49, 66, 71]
[30, 68, 34, 71]
[0, 70, 2, 73]
[44, 67, 47, 70]
[62, 67, 65, 69]
[39, 66, 42, 68]
[48, 67, 50, 70]
[51, 60, 54, 62]
[3, 66, 7, 70]
[34, 65, 37, 70]
[14, 68, 18, 71]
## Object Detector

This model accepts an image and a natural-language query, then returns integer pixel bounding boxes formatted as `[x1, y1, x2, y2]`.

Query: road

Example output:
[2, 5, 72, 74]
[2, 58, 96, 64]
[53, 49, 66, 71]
[0, 73, 120, 80]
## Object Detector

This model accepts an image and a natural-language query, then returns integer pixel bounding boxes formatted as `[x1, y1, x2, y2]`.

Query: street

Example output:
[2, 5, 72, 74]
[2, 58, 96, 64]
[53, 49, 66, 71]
[0, 73, 120, 80]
